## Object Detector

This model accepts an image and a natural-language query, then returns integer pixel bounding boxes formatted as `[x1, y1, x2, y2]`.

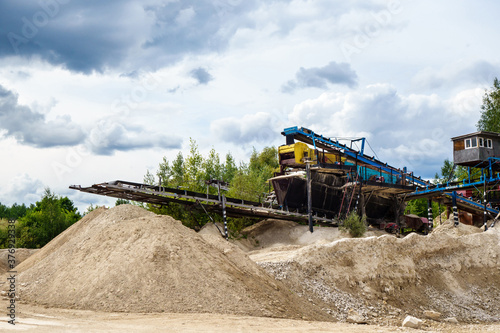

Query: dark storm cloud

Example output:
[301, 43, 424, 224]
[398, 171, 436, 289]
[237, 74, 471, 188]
[0, 84, 85, 147]
[282, 61, 358, 93]
[190, 67, 213, 85]
[0, 0, 139, 73]
[0, 0, 260, 73]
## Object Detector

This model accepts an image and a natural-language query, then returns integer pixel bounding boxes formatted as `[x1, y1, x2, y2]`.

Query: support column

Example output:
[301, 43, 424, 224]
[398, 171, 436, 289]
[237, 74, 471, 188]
[427, 199, 433, 232]
[222, 195, 228, 240]
[484, 177, 488, 232]
[452, 191, 459, 227]
[306, 161, 313, 233]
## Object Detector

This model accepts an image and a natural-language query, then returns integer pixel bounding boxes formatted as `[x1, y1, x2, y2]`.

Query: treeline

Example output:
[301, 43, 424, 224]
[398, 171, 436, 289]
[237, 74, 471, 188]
[0, 189, 81, 249]
[0, 202, 29, 220]
[144, 139, 278, 232]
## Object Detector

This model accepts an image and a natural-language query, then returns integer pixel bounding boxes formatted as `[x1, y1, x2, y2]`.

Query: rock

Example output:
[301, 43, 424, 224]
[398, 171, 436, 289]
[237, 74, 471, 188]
[444, 317, 459, 324]
[423, 310, 441, 320]
[346, 314, 367, 324]
[402, 315, 423, 329]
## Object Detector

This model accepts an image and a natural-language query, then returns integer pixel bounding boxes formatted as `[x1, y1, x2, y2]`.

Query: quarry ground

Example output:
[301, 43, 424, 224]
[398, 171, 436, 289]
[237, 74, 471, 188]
[1, 205, 499, 332]
[0, 301, 499, 332]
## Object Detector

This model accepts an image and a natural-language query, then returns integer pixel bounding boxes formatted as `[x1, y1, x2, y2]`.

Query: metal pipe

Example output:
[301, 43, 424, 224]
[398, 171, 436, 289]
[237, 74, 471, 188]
[306, 161, 313, 233]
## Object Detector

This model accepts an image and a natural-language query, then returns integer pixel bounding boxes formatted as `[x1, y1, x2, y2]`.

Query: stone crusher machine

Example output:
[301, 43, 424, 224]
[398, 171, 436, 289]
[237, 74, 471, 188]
[269, 127, 431, 229]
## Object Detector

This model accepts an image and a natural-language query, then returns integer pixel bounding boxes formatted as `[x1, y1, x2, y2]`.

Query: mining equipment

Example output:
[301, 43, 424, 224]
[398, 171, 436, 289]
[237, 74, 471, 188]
[70, 127, 500, 235]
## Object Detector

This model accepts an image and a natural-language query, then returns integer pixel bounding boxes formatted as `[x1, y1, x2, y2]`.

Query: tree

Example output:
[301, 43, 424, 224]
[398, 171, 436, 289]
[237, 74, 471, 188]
[156, 156, 172, 186]
[433, 158, 468, 184]
[184, 138, 205, 191]
[477, 77, 500, 132]
[115, 199, 130, 206]
[15, 189, 81, 248]
[171, 152, 185, 187]
[202, 148, 222, 184]
[223, 152, 238, 184]
[227, 147, 278, 202]
[0, 202, 28, 220]
[144, 144, 278, 231]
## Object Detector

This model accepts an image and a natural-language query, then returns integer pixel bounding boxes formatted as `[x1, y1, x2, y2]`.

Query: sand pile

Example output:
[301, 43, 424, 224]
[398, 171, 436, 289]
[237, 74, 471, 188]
[0, 248, 38, 274]
[256, 220, 500, 323]
[241, 219, 348, 249]
[13, 205, 331, 320]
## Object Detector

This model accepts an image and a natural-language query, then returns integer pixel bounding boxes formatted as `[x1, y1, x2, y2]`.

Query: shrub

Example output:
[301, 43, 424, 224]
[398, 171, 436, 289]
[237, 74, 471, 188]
[340, 212, 367, 238]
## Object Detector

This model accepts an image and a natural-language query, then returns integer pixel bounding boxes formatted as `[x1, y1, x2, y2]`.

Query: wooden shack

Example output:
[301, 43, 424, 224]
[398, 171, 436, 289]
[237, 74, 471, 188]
[451, 131, 500, 167]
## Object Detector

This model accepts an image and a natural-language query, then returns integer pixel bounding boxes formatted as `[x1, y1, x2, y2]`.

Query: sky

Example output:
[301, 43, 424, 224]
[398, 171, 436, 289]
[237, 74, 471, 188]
[0, 0, 499, 212]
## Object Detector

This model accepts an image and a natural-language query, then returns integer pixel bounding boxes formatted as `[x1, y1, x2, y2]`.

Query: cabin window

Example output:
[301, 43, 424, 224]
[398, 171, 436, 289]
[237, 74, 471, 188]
[479, 137, 484, 147]
[465, 137, 478, 149]
[487, 139, 493, 149]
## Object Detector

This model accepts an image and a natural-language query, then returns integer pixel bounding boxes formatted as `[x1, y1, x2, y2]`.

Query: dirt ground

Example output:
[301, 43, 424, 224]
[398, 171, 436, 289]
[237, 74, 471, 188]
[0, 300, 499, 332]
[1, 205, 499, 332]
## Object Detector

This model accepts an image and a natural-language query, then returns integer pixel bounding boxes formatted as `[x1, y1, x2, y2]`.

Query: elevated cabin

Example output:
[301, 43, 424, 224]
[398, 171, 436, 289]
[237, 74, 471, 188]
[451, 131, 500, 167]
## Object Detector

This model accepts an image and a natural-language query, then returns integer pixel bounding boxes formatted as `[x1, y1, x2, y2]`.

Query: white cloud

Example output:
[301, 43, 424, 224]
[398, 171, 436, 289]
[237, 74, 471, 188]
[0, 85, 85, 147]
[210, 112, 281, 145]
[0, 174, 45, 206]
[412, 60, 500, 92]
[289, 84, 480, 177]
[87, 118, 183, 155]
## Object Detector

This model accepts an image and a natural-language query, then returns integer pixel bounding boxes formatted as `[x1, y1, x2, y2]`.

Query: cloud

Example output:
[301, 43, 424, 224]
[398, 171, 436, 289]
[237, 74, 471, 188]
[87, 118, 183, 155]
[0, 0, 259, 73]
[0, 173, 45, 206]
[0, 0, 407, 74]
[210, 112, 280, 144]
[288, 84, 481, 177]
[190, 67, 214, 85]
[282, 61, 358, 92]
[412, 60, 500, 91]
[0, 85, 85, 147]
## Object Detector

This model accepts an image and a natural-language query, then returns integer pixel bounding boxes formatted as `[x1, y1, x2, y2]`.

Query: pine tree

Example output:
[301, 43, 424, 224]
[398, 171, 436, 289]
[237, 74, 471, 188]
[477, 77, 500, 132]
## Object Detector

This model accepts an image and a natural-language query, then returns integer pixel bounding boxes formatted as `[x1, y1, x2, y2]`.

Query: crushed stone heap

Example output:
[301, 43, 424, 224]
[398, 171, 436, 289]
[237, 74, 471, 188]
[14, 205, 330, 321]
[256, 219, 500, 323]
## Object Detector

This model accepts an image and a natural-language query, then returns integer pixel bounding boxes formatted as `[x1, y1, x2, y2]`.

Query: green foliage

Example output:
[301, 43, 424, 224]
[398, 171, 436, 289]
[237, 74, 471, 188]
[434, 158, 469, 184]
[145, 142, 278, 233]
[227, 147, 278, 202]
[405, 198, 443, 218]
[226, 216, 258, 237]
[84, 203, 98, 215]
[115, 199, 130, 206]
[13, 188, 81, 249]
[340, 212, 367, 238]
[0, 219, 9, 248]
[477, 77, 500, 132]
[0, 203, 29, 248]
[223, 152, 238, 184]
[0, 202, 28, 220]
[147, 202, 209, 231]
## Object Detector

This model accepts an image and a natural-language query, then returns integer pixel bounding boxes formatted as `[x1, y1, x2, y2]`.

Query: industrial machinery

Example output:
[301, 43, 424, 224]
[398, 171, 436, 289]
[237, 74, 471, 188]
[70, 127, 500, 233]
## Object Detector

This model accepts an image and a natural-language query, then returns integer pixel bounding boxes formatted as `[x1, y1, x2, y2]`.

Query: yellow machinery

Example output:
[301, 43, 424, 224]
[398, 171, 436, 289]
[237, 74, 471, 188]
[278, 142, 343, 168]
